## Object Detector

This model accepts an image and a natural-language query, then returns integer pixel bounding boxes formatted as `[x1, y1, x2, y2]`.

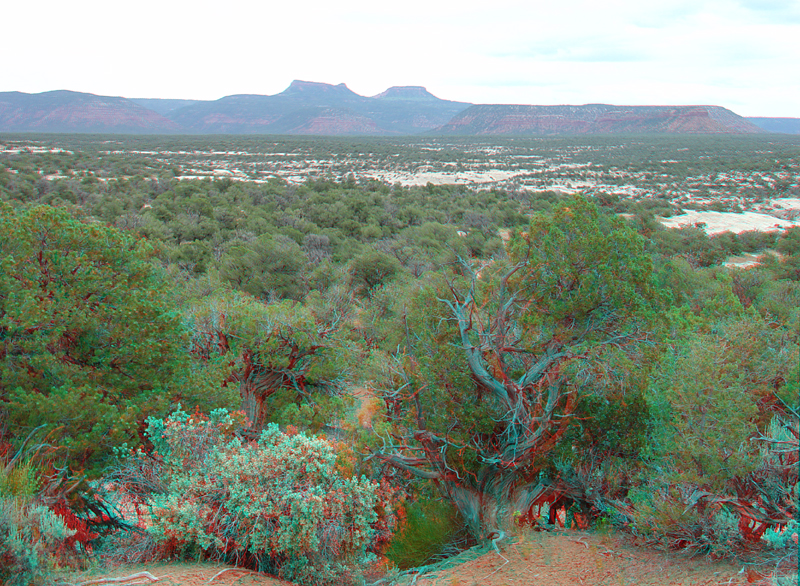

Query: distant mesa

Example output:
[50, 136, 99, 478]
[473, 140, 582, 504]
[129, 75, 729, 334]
[373, 86, 441, 101]
[275, 80, 366, 107]
[437, 104, 764, 135]
[746, 117, 800, 134]
[282, 80, 358, 95]
[0, 90, 182, 134]
[0, 83, 791, 135]
[129, 80, 470, 135]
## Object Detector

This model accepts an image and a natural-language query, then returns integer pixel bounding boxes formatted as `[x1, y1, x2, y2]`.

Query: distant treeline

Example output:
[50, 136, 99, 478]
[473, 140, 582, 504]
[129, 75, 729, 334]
[2, 149, 797, 299]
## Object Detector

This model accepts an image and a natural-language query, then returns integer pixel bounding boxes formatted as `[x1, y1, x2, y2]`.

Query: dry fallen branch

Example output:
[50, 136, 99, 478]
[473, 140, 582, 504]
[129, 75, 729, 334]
[206, 568, 260, 584]
[568, 537, 590, 549]
[72, 572, 165, 586]
[482, 530, 510, 580]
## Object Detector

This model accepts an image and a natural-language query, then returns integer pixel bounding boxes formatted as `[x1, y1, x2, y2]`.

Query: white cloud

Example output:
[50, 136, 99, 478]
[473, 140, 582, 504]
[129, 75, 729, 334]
[3, 0, 798, 116]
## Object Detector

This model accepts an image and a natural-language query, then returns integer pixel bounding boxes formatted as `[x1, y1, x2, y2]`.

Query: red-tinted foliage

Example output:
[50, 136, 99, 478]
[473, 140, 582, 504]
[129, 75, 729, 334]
[51, 501, 100, 551]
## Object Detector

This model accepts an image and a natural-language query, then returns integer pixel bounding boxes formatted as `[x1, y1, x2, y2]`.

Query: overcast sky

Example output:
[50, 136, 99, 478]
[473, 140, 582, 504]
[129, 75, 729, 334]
[5, 0, 799, 116]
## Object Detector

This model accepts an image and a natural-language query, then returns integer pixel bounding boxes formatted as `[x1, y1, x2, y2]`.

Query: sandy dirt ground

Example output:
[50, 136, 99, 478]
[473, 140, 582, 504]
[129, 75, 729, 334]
[59, 562, 293, 586]
[365, 169, 521, 186]
[400, 531, 795, 586]
[59, 532, 796, 586]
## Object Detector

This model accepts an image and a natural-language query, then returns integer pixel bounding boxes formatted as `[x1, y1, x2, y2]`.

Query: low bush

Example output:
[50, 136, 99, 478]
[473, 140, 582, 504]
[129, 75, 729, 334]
[0, 438, 100, 586]
[112, 407, 400, 585]
[0, 498, 76, 586]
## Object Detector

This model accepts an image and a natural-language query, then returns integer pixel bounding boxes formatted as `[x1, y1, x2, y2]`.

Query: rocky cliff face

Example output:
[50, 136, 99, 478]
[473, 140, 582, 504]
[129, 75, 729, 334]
[437, 104, 765, 135]
[0, 90, 182, 133]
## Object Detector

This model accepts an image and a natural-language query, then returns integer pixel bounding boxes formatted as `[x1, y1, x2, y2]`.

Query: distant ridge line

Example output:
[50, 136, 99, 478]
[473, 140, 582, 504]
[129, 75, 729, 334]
[0, 82, 790, 135]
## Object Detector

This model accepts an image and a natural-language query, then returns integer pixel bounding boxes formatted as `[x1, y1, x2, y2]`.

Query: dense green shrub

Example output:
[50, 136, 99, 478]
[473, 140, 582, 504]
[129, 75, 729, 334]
[0, 204, 191, 473]
[650, 224, 726, 267]
[634, 314, 799, 556]
[114, 408, 399, 585]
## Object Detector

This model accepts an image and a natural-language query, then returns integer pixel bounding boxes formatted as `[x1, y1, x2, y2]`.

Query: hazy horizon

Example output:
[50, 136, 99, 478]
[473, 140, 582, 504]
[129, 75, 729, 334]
[5, 0, 799, 118]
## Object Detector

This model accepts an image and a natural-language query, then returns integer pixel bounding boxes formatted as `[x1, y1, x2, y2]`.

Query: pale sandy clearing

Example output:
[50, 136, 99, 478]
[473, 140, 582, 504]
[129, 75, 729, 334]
[660, 210, 799, 235]
[364, 169, 522, 186]
[769, 197, 800, 210]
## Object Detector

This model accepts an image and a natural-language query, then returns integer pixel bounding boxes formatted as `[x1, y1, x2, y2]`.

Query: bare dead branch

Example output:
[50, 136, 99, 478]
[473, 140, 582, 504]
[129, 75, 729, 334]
[71, 571, 165, 586]
[206, 568, 259, 583]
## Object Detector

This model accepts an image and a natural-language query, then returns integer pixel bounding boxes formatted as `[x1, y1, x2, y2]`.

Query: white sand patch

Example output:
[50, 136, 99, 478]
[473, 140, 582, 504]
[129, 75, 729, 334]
[364, 169, 522, 186]
[0, 145, 72, 155]
[723, 253, 763, 269]
[765, 198, 800, 214]
[660, 210, 799, 235]
[723, 250, 783, 269]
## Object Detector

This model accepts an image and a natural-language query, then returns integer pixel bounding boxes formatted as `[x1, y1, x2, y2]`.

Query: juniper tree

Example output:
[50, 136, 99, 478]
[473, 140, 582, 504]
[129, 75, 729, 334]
[0, 204, 191, 472]
[373, 196, 660, 541]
